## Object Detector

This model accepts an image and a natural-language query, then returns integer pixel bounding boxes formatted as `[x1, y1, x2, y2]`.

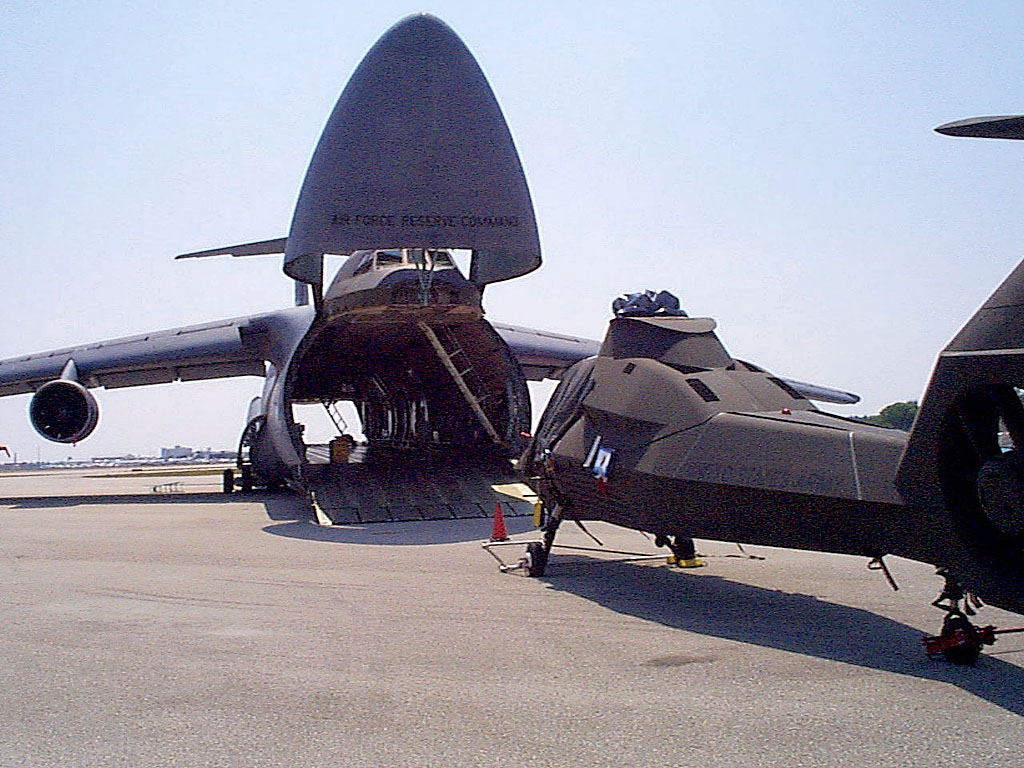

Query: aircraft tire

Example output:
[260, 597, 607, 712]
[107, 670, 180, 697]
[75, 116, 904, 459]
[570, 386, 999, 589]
[222, 468, 235, 494]
[240, 465, 253, 493]
[940, 613, 982, 666]
[525, 541, 548, 577]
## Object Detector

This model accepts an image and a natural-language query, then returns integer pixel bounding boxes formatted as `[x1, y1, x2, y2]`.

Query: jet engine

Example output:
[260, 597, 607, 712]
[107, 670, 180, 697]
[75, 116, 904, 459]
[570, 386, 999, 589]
[29, 379, 99, 443]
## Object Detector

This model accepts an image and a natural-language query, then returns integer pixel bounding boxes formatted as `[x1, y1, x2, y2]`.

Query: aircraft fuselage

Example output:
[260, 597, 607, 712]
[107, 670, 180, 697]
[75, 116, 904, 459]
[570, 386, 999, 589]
[522, 312, 1024, 617]
[248, 248, 531, 488]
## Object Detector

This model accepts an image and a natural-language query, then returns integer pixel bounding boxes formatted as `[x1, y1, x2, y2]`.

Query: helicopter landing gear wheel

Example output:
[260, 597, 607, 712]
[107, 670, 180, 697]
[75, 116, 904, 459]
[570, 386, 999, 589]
[937, 612, 983, 666]
[524, 541, 548, 577]
[661, 535, 705, 568]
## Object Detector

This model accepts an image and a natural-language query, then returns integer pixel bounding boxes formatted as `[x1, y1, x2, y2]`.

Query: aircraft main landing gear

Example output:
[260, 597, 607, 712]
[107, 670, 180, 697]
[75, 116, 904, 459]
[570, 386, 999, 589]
[222, 465, 256, 494]
[240, 464, 254, 493]
[923, 569, 1024, 664]
[655, 534, 706, 568]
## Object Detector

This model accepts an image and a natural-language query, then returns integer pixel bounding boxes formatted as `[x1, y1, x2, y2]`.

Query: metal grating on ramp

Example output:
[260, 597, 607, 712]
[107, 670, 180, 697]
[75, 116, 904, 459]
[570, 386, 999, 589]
[303, 449, 534, 524]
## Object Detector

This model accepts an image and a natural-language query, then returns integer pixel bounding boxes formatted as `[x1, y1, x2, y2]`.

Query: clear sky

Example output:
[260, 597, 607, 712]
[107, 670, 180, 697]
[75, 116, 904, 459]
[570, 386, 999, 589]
[2, 1, 1024, 462]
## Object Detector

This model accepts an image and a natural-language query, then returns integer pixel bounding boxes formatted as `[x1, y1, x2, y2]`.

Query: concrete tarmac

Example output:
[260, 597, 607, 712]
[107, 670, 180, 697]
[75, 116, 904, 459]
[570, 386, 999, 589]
[1, 467, 1023, 767]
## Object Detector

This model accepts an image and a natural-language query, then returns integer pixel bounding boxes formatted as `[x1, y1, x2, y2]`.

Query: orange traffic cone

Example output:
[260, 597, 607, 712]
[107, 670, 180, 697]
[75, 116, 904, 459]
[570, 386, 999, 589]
[490, 501, 509, 541]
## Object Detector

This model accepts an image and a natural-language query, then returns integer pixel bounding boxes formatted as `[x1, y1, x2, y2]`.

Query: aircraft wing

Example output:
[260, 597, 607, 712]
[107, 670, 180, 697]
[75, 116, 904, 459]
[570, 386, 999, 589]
[0, 311, 598, 398]
[0, 308, 313, 397]
[492, 327, 858, 393]
[493, 322, 600, 380]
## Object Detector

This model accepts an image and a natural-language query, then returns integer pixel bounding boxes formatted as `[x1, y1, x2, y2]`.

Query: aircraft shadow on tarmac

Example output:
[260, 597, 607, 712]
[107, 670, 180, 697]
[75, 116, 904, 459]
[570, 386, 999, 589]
[538, 558, 1024, 717]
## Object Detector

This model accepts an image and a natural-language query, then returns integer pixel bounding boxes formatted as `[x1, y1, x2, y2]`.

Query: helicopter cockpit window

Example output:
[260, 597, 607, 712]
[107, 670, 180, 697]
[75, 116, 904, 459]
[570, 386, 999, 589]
[407, 248, 426, 265]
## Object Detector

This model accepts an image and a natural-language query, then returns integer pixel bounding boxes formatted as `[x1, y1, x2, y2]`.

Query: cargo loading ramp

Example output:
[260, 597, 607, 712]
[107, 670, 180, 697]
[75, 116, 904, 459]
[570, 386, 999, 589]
[301, 447, 535, 524]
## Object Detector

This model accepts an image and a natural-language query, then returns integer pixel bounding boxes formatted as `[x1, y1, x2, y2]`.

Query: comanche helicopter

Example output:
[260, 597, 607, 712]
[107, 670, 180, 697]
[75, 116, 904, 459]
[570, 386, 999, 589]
[521, 255, 1024, 665]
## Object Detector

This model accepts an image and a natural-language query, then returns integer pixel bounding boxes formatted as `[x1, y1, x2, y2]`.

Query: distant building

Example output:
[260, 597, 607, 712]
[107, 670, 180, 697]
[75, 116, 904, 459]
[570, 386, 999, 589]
[193, 448, 237, 461]
[161, 445, 192, 460]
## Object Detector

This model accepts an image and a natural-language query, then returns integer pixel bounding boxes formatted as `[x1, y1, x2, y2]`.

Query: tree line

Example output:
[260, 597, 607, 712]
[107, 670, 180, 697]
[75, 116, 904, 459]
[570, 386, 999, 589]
[853, 401, 919, 431]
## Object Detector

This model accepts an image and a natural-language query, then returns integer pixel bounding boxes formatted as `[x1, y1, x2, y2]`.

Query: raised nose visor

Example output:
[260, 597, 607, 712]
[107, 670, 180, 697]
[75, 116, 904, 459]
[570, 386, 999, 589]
[284, 14, 541, 291]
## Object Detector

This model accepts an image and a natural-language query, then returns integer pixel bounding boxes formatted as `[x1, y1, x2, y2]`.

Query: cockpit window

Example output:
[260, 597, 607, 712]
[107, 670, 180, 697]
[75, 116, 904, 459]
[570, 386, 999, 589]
[349, 248, 458, 275]
[352, 251, 374, 276]
[430, 249, 453, 266]
[375, 249, 403, 266]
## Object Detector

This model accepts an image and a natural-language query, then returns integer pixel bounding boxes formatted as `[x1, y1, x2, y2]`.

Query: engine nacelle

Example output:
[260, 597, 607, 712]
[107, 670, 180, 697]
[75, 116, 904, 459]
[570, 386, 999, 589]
[29, 379, 100, 443]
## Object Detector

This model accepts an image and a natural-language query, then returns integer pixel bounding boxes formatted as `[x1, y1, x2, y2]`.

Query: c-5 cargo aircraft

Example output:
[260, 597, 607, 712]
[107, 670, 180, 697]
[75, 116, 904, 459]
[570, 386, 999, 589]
[520, 113, 1024, 662]
[0, 15, 854, 511]
[0, 15, 598, 497]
